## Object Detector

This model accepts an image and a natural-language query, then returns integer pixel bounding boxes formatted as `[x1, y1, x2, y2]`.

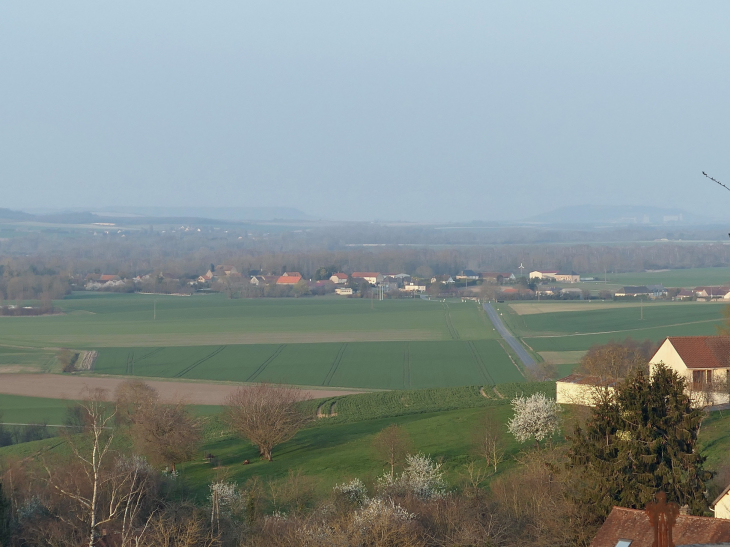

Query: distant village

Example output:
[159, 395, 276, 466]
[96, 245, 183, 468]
[81, 266, 730, 301]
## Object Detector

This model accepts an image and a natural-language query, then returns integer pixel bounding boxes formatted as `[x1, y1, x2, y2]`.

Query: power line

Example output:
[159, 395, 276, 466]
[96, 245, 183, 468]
[703, 171, 730, 193]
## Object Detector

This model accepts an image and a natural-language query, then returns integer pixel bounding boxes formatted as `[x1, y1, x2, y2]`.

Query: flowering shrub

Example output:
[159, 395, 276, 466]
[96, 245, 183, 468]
[352, 498, 414, 529]
[377, 453, 447, 499]
[333, 478, 368, 506]
[507, 392, 561, 445]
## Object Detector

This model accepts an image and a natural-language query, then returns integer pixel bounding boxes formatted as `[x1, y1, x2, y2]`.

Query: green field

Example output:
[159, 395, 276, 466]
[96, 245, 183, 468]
[0, 294, 522, 390]
[92, 339, 522, 389]
[600, 267, 730, 288]
[0, 294, 496, 348]
[495, 301, 725, 354]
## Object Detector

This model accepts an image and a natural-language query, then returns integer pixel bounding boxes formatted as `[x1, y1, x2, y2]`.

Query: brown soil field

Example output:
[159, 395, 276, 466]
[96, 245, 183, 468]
[0, 374, 367, 405]
[0, 330, 438, 348]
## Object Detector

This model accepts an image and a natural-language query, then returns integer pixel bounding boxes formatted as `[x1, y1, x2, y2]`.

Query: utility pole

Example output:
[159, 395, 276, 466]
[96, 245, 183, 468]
[640, 297, 643, 320]
[154, 299, 156, 320]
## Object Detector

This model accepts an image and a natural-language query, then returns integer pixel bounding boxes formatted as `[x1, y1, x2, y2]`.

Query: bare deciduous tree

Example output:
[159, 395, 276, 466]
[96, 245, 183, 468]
[225, 383, 309, 462]
[44, 388, 121, 547]
[372, 424, 413, 478]
[472, 414, 505, 472]
[577, 338, 653, 381]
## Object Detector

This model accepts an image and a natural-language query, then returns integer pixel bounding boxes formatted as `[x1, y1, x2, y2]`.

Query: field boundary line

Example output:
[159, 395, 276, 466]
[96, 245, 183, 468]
[246, 344, 286, 382]
[402, 342, 411, 389]
[442, 303, 460, 340]
[497, 339, 526, 379]
[174, 345, 227, 378]
[323, 343, 348, 386]
[468, 341, 495, 385]
[528, 318, 723, 338]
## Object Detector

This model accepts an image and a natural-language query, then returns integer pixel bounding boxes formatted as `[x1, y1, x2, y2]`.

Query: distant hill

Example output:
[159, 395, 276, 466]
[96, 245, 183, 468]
[0, 208, 34, 221]
[525, 205, 707, 225]
[93, 206, 311, 221]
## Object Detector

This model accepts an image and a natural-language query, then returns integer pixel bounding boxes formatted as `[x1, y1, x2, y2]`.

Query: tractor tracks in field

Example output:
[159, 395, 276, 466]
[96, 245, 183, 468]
[402, 342, 411, 389]
[323, 343, 348, 386]
[468, 341, 495, 385]
[442, 303, 460, 340]
[246, 344, 286, 382]
[174, 345, 227, 378]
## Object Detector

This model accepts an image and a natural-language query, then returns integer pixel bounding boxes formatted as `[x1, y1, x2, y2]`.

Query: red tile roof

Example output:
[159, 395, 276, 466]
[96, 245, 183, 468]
[663, 336, 730, 369]
[591, 506, 730, 547]
[277, 275, 303, 285]
[99, 274, 119, 281]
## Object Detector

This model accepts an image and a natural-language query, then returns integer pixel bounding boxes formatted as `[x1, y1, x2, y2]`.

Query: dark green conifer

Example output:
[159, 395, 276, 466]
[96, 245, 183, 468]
[568, 364, 710, 522]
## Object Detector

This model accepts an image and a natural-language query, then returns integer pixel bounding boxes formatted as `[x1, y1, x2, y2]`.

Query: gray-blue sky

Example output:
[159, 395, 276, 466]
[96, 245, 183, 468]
[1, 2, 729, 222]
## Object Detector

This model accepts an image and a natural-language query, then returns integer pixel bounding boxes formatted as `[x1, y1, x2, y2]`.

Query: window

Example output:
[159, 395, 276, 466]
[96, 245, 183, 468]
[615, 541, 632, 547]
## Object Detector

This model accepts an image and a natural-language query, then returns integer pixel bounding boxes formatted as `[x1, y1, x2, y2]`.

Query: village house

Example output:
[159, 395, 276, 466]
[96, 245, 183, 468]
[590, 505, 730, 546]
[215, 265, 239, 277]
[329, 273, 348, 284]
[352, 272, 383, 285]
[713, 484, 730, 520]
[556, 374, 617, 406]
[198, 271, 215, 283]
[694, 286, 730, 301]
[276, 272, 303, 285]
[647, 284, 668, 298]
[335, 287, 353, 295]
[535, 286, 561, 296]
[430, 275, 455, 284]
[481, 272, 514, 284]
[676, 288, 694, 300]
[649, 336, 730, 406]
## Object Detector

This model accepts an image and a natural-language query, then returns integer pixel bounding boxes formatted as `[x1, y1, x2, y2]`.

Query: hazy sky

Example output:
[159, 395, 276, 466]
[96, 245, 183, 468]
[1, 2, 729, 222]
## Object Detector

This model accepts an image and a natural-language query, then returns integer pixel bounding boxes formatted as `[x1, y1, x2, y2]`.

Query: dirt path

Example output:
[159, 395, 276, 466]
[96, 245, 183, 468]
[0, 374, 367, 405]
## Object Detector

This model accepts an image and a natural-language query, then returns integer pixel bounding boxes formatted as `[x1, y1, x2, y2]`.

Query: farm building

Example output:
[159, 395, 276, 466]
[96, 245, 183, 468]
[650, 336, 730, 406]
[529, 270, 559, 280]
[553, 271, 580, 283]
[713, 483, 730, 520]
[401, 282, 426, 292]
[329, 273, 348, 284]
[456, 270, 480, 280]
[335, 287, 353, 295]
[277, 275, 303, 285]
[614, 286, 651, 297]
[352, 272, 383, 285]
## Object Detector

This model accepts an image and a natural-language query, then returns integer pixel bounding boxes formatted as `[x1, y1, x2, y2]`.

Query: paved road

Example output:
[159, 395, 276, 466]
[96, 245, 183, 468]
[483, 302, 536, 369]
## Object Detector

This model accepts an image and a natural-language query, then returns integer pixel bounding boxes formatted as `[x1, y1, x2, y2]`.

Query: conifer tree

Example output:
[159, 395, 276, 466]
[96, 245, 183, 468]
[568, 364, 710, 521]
